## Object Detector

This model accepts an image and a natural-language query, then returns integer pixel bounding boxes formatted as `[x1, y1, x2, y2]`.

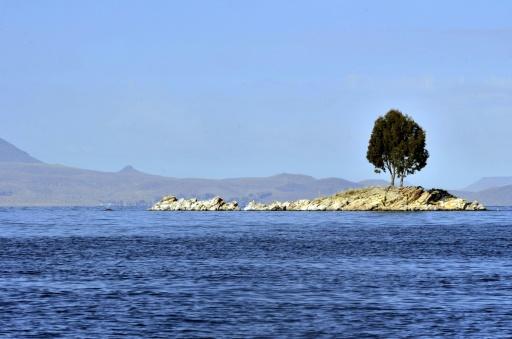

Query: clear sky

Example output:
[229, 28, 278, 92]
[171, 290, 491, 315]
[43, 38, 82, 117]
[1, 0, 511, 188]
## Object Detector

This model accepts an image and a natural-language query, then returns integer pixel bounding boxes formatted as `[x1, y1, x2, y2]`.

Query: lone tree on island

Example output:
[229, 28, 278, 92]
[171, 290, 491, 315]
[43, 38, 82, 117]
[366, 109, 429, 187]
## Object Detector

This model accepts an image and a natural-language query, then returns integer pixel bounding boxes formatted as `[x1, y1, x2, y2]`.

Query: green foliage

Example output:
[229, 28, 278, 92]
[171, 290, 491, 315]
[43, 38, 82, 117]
[366, 109, 429, 186]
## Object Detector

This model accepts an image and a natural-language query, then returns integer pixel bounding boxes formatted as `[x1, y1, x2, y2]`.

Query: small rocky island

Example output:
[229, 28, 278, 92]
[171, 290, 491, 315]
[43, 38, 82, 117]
[150, 186, 485, 212]
[150, 196, 240, 211]
[244, 186, 485, 211]
[150, 111, 487, 212]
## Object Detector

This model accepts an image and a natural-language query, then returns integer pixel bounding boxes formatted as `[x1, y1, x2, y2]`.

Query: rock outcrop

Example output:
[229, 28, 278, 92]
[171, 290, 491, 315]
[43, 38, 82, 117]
[150, 196, 240, 211]
[244, 186, 486, 211]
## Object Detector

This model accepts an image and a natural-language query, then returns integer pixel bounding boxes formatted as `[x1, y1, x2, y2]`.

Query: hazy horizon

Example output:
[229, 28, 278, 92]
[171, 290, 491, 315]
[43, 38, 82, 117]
[1, 0, 511, 188]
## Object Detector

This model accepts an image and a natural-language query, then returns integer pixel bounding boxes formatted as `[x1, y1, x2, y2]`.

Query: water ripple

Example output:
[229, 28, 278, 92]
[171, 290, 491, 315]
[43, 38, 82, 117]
[0, 208, 511, 337]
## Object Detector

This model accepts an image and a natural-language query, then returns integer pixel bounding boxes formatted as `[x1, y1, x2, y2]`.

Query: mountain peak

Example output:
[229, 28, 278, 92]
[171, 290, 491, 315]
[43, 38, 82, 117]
[0, 138, 41, 163]
[118, 165, 141, 174]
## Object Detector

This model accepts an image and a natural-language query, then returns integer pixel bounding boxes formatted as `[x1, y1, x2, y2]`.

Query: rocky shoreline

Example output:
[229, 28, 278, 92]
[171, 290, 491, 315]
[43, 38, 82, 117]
[150, 186, 485, 212]
[149, 195, 240, 211]
[244, 186, 485, 211]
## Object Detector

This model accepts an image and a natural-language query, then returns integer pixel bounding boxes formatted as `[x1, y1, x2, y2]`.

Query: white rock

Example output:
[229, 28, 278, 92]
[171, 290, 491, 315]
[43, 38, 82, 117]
[150, 195, 239, 211]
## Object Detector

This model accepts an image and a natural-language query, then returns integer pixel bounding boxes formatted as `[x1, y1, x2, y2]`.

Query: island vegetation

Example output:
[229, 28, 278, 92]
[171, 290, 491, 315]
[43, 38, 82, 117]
[367, 110, 429, 186]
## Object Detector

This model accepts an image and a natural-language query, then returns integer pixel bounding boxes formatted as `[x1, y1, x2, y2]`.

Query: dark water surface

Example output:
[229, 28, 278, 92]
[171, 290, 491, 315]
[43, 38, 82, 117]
[1, 208, 512, 337]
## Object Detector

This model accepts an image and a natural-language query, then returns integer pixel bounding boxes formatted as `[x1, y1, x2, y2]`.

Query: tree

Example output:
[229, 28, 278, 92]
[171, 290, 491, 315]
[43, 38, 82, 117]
[366, 109, 429, 187]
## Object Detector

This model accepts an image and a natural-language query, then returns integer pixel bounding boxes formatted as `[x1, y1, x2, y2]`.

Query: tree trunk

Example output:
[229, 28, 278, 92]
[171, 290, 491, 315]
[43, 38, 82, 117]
[386, 161, 396, 186]
[400, 176, 404, 187]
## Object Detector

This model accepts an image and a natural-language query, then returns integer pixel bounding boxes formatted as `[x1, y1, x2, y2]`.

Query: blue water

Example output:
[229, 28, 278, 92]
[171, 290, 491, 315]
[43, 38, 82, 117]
[1, 208, 512, 337]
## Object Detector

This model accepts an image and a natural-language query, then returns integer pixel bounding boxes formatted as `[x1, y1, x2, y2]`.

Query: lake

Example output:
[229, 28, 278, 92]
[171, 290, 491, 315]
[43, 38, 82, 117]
[1, 208, 512, 337]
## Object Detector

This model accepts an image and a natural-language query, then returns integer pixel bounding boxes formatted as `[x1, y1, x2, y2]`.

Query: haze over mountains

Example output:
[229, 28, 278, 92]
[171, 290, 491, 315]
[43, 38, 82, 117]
[0, 137, 510, 206]
[0, 138, 388, 206]
[463, 177, 512, 192]
[0, 138, 41, 164]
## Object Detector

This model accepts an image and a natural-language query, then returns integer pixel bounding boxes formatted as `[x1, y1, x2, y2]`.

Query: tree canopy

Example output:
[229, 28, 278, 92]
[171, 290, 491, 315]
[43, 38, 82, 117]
[366, 109, 429, 186]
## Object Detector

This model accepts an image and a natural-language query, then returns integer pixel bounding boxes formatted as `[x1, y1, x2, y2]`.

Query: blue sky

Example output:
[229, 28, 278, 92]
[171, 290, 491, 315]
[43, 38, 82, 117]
[1, 0, 511, 188]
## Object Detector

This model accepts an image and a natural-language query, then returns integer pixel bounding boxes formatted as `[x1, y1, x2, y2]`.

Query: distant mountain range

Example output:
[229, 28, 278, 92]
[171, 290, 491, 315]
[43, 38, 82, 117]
[462, 177, 512, 192]
[453, 186, 512, 207]
[0, 137, 510, 206]
[0, 138, 390, 206]
[446, 176, 512, 206]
